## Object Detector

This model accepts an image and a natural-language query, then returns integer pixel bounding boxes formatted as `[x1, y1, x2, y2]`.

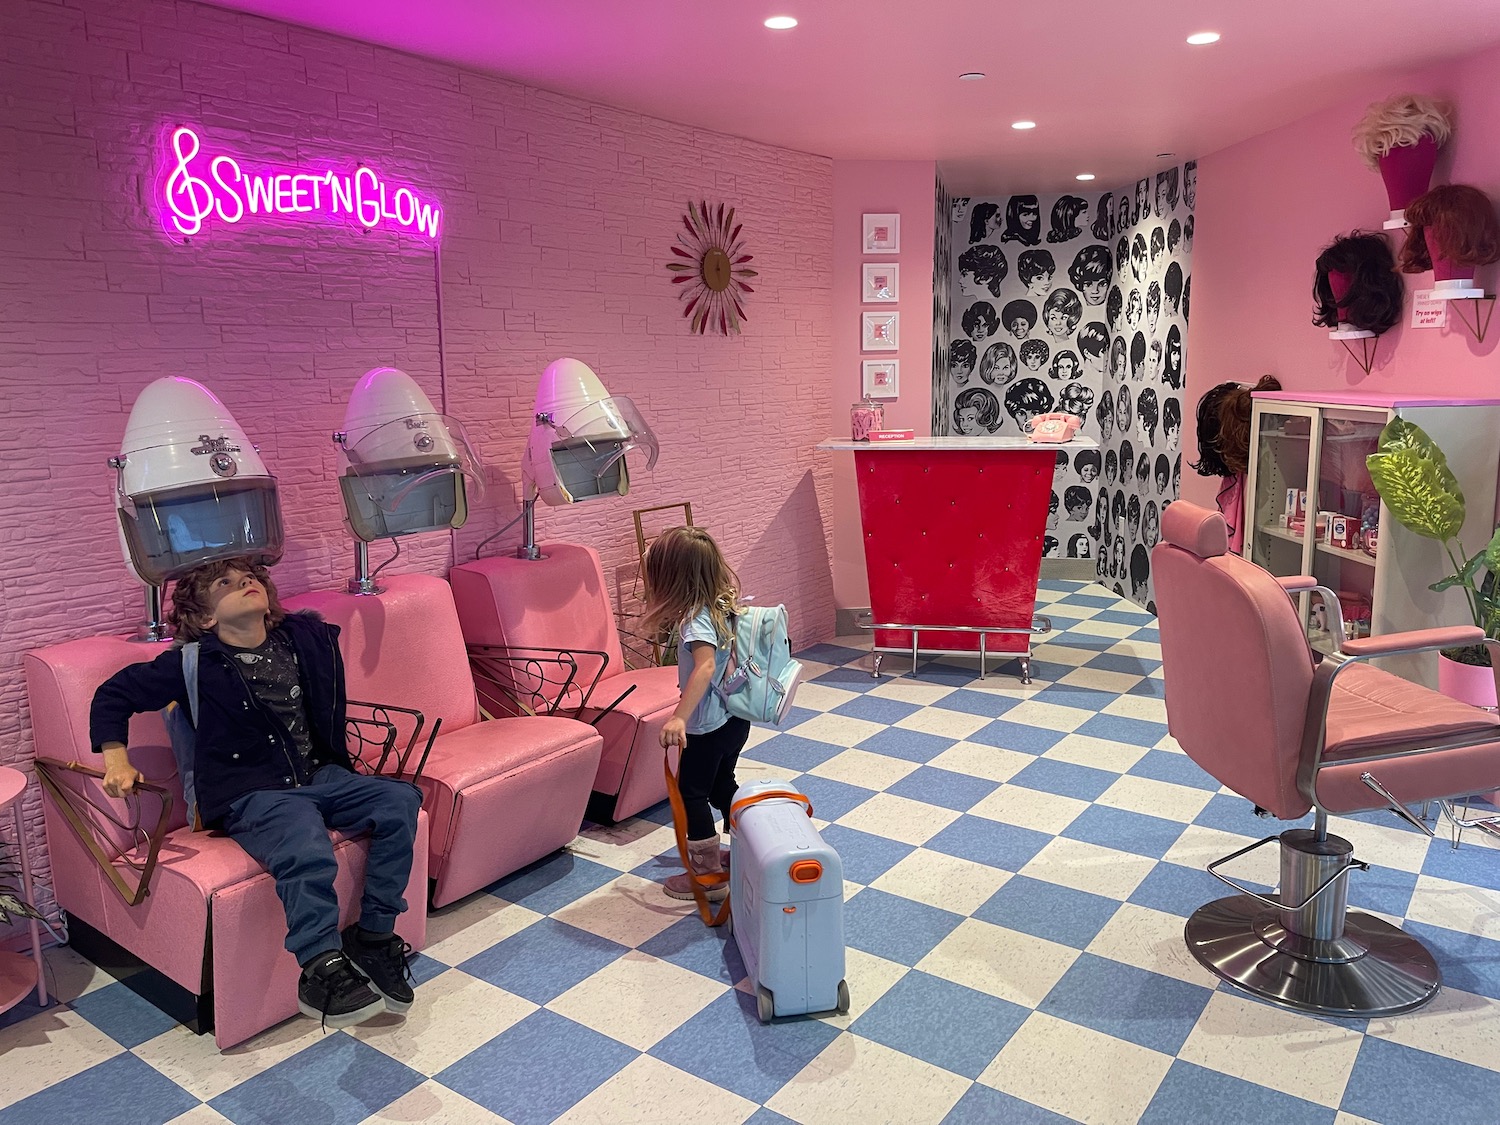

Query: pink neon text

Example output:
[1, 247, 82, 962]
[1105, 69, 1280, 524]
[163, 127, 442, 241]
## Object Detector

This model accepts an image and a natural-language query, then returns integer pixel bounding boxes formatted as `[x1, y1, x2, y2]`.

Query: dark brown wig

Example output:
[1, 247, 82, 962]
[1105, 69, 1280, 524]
[1312, 232, 1402, 334]
[1191, 375, 1282, 478]
[168, 556, 287, 643]
[1397, 184, 1500, 273]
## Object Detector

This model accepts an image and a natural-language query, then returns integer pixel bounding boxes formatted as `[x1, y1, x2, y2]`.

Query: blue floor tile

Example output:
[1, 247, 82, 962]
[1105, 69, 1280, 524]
[793, 773, 879, 822]
[408, 951, 450, 985]
[931, 688, 1023, 720]
[912, 659, 989, 686]
[1140, 1060, 1334, 1125]
[637, 914, 747, 986]
[846, 888, 965, 965]
[1010, 758, 1120, 802]
[818, 823, 916, 885]
[1033, 683, 1117, 712]
[1064, 593, 1122, 608]
[1420, 831, 1500, 892]
[830, 693, 924, 725]
[1014, 659, 1079, 683]
[1062, 805, 1190, 860]
[1126, 676, 1167, 699]
[855, 727, 960, 764]
[926, 815, 1053, 873]
[887, 766, 999, 812]
[459, 918, 628, 1004]
[211, 1034, 422, 1125]
[1093, 608, 1157, 627]
[649, 989, 841, 1104]
[1127, 749, 1219, 791]
[851, 970, 1028, 1079]
[1404, 921, 1500, 1001]
[1345, 864, 1418, 919]
[747, 732, 845, 772]
[1076, 712, 1168, 747]
[941, 1085, 1081, 1124]
[778, 705, 821, 729]
[1341, 1035, 1500, 1125]
[797, 643, 868, 665]
[973, 875, 1123, 949]
[1038, 952, 1212, 1055]
[968, 719, 1066, 755]
[743, 1110, 801, 1125]
[488, 851, 623, 913]
[1128, 860, 1240, 918]
[1193, 792, 1308, 838]
[1082, 653, 1157, 678]
[0, 1053, 198, 1125]
[437, 1009, 635, 1125]
[65, 980, 179, 1049]
[809, 666, 886, 693]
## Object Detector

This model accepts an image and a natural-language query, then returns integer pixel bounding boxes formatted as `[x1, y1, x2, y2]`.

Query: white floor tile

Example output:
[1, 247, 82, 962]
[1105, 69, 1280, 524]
[1058, 666, 1145, 693]
[547, 952, 725, 1051]
[895, 707, 992, 741]
[163, 1107, 237, 1125]
[1403, 875, 1500, 940]
[835, 793, 960, 846]
[917, 918, 1079, 1007]
[1066, 620, 1142, 640]
[1325, 815, 1434, 874]
[824, 949, 908, 1031]
[350, 970, 535, 1075]
[134, 1016, 326, 1102]
[767, 1033, 969, 1125]
[1100, 694, 1168, 723]
[423, 896, 546, 966]
[1020, 837, 1156, 900]
[1043, 733, 1149, 774]
[0, 1007, 124, 1111]
[792, 682, 862, 713]
[364, 1080, 518, 1124]
[1160, 824, 1271, 881]
[787, 712, 886, 748]
[550, 873, 691, 948]
[969, 784, 1090, 835]
[1095, 774, 1214, 824]
[865, 678, 959, 707]
[980, 1011, 1172, 1125]
[928, 741, 1034, 785]
[807, 748, 919, 790]
[1001, 700, 1094, 733]
[1365, 985, 1500, 1073]
[870, 848, 1012, 914]
[1085, 902, 1221, 989]
[554, 1054, 757, 1125]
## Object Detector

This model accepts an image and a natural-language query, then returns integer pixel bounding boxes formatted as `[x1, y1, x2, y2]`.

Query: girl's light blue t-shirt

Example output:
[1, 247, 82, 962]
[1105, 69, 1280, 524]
[677, 606, 731, 735]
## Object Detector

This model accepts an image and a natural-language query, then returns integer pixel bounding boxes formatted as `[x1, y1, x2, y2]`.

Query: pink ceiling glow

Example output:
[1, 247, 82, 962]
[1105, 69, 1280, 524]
[202, 0, 1500, 193]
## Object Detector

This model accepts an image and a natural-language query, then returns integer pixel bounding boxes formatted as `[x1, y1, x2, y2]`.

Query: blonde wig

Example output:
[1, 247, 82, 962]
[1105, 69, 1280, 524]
[1351, 93, 1453, 170]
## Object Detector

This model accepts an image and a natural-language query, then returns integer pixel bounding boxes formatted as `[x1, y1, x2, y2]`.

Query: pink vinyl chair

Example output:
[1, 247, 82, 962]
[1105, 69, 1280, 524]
[24, 638, 430, 1050]
[450, 543, 681, 823]
[286, 573, 603, 907]
[1153, 501, 1500, 1016]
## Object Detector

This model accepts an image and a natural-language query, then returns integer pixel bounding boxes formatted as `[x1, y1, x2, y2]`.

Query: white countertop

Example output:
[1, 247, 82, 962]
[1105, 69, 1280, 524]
[817, 436, 1099, 452]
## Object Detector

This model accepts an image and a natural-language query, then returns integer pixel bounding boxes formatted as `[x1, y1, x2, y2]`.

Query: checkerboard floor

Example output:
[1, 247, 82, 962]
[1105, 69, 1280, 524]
[5, 581, 1500, 1125]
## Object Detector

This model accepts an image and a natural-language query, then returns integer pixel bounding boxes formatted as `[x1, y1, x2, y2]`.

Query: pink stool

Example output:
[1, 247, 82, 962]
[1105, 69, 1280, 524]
[0, 766, 47, 1014]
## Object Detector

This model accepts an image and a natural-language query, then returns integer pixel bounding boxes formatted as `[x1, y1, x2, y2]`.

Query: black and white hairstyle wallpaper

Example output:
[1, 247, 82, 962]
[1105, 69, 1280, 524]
[932, 174, 955, 436]
[941, 163, 1195, 609]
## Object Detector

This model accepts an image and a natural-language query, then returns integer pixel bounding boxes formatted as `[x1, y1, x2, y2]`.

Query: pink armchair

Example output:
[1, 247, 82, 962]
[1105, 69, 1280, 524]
[450, 543, 680, 822]
[285, 574, 603, 907]
[23, 638, 430, 1050]
[1153, 501, 1500, 1016]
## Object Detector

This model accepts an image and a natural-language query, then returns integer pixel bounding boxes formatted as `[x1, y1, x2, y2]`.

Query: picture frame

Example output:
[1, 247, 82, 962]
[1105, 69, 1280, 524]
[862, 311, 899, 351]
[862, 263, 899, 303]
[862, 213, 900, 254]
[862, 359, 899, 399]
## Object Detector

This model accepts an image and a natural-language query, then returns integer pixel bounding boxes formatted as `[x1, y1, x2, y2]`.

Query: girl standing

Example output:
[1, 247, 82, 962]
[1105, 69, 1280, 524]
[644, 527, 751, 902]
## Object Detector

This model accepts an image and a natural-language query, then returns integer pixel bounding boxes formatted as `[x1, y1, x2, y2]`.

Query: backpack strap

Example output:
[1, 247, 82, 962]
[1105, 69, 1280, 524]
[181, 642, 200, 727]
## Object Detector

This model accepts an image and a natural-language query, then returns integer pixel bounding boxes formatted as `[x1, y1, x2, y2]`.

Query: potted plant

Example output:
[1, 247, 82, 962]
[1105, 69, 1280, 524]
[0, 840, 42, 928]
[1366, 417, 1500, 708]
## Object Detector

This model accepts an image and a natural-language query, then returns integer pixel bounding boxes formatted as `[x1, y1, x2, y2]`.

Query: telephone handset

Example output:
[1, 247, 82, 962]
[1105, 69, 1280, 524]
[1025, 412, 1082, 443]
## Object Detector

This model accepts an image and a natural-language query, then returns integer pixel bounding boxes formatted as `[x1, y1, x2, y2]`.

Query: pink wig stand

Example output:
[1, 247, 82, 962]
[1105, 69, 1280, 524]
[1426, 229, 1485, 300]
[1379, 136, 1439, 229]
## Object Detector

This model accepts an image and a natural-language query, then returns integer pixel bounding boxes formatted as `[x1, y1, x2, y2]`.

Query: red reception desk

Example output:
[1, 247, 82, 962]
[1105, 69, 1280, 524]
[820, 436, 1098, 683]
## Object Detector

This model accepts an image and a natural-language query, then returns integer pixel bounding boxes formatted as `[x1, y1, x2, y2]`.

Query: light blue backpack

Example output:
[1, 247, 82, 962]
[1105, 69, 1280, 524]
[161, 642, 203, 830]
[715, 605, 805, 726]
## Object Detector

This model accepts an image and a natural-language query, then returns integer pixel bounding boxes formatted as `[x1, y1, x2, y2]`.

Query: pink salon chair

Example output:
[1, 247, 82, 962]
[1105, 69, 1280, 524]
[286, 574, 603, 908]
[1153, 501, 1500, 1016]
[450, 543, 680, 822]
[24, 639, 430, 1050]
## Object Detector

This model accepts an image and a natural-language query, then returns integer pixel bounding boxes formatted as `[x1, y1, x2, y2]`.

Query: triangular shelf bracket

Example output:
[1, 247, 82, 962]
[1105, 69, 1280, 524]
[1450, 296, 1496, 344]
[1337, 334, 1380, 375]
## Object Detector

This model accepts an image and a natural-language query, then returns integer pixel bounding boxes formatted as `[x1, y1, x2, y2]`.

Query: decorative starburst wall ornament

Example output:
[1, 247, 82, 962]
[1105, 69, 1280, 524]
[666, 201, 757, 335]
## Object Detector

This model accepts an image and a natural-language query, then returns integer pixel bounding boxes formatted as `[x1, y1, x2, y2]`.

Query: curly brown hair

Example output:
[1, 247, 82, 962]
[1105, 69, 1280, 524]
[168, 556, 287, 643]
[641, 527, 740, 644]
[1397, 185, 1500, 274]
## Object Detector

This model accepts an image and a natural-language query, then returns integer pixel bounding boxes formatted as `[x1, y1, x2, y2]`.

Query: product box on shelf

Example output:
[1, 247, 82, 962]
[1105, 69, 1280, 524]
[1329, 514, 1358, 550]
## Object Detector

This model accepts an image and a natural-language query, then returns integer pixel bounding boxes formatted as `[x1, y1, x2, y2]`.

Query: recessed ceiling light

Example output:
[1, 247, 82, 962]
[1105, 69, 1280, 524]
[1075, 173, 1096, 181]
[764, 16, 798, 29]
[1186, 31, 1220, 45]
[1156, 152, 1176, 158]
[1011, 120, 1036, 130]
[958, 72, 985, 81]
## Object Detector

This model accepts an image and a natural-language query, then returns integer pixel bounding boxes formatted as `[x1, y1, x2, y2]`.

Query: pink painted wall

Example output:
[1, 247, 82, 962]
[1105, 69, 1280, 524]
[1184, 41, 1500, 512]
[0, 0, 835, 917]
[828, 160, 937, 609]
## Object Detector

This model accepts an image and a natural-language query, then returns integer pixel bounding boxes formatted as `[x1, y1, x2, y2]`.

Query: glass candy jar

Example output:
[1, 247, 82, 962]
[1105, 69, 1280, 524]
[850, 395, 884, 441]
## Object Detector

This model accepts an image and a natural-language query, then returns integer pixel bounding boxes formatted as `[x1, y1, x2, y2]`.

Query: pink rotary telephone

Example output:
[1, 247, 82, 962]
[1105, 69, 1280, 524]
[1025, 412, 1082, 443]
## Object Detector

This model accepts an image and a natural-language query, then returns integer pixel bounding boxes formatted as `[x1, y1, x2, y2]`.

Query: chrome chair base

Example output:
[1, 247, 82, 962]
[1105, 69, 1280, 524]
[1185, 894, 1441, 1016]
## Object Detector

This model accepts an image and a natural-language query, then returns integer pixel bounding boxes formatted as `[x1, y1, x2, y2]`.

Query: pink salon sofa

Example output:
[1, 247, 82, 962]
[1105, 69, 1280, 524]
[1153, 501, 1500, 1017]
[450, 542, 680, 822]
[285, 573, 603, 907]
[24, 637, 430, 1050]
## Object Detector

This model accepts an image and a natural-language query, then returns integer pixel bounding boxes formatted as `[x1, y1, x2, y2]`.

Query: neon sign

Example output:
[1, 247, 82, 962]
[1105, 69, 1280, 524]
[161, 126, 442, 242]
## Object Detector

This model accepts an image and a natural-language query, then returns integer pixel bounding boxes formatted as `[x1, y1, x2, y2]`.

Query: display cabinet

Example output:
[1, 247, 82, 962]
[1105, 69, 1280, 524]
[1245, 392, 1500, 687]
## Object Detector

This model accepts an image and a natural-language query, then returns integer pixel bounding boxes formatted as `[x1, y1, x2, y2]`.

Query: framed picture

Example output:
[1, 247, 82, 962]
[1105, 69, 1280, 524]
[862, 359, 899, 399]
[862, 263, 899, 302]
[862, 311, 899, 351]
[862, 213, 900, 254]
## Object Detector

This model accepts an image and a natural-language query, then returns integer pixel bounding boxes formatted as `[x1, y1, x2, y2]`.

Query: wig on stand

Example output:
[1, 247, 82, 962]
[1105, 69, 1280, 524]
[1190, 375, 1283, 554]
[1351, 93, 1453, 227]
[1312, 232, 1403, 335]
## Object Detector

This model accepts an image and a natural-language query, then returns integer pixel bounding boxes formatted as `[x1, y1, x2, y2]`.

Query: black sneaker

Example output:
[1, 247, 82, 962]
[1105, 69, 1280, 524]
[297, 950, 384, 1029]
[342, 926, 415, 1014]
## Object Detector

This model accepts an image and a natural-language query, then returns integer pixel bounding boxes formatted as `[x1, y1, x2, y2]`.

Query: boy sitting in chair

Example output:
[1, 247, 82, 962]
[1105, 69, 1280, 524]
[90, 557, 423, 1029]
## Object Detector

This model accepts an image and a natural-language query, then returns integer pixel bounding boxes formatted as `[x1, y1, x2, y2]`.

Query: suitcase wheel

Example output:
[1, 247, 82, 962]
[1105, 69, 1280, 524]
[837, 979, 850, 1014]
[756, 984, 774, 1024]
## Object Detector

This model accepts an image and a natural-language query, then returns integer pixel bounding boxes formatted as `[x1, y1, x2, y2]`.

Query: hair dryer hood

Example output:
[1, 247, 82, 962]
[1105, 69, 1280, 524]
[521, 358, 659, 506]
[114, 376, 284, 587]
[336, 366, 485, 542]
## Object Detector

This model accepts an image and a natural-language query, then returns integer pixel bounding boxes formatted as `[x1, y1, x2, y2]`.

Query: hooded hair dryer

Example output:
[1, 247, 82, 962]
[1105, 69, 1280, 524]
[111, 377, 285, 639]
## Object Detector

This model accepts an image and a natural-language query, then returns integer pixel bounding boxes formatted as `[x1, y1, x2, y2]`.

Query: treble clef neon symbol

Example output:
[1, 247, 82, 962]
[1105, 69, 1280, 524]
[165, 126, 214, 236]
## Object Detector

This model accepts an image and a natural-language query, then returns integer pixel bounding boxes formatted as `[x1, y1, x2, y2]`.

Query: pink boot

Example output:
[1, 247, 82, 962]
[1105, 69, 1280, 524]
[664, 837, 727, 901]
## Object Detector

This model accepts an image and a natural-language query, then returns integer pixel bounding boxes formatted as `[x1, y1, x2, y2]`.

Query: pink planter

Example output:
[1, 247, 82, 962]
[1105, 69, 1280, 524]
[1437, 654, 1499, 711]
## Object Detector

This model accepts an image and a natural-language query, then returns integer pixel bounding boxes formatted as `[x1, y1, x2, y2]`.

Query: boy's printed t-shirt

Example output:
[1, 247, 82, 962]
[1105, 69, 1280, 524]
[228, 632, 315, 768]
[677, 606, 732, 736]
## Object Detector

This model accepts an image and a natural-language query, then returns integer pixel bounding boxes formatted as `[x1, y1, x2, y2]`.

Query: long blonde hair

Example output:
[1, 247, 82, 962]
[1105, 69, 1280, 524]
[642, 527, 740, 642]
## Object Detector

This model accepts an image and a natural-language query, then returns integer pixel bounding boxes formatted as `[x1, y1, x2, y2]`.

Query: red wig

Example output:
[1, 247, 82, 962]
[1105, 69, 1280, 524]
[1397, 185, 1500, 273]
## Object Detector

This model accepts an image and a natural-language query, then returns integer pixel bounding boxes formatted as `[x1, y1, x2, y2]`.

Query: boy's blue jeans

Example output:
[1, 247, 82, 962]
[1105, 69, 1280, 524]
[222, 765, 424, 967]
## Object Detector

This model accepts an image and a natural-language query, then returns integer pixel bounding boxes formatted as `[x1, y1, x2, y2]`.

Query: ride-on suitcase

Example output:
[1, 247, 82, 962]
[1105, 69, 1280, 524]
[728, 780, 850, 1023]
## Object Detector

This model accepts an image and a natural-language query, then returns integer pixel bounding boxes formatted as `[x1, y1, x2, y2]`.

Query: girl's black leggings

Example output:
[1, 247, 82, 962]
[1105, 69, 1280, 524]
[676, 717, 751, 838]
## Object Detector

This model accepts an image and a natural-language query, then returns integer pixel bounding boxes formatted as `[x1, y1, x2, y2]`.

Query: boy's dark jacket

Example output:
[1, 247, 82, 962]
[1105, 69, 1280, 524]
[89, 612, 353, 827]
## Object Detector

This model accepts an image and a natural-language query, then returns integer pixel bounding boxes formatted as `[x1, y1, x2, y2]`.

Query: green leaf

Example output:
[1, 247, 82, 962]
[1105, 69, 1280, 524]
[1366, 447, 1466, 540]
[1430, 574, 1473, 593]
[1483, 526, 1500, 573]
